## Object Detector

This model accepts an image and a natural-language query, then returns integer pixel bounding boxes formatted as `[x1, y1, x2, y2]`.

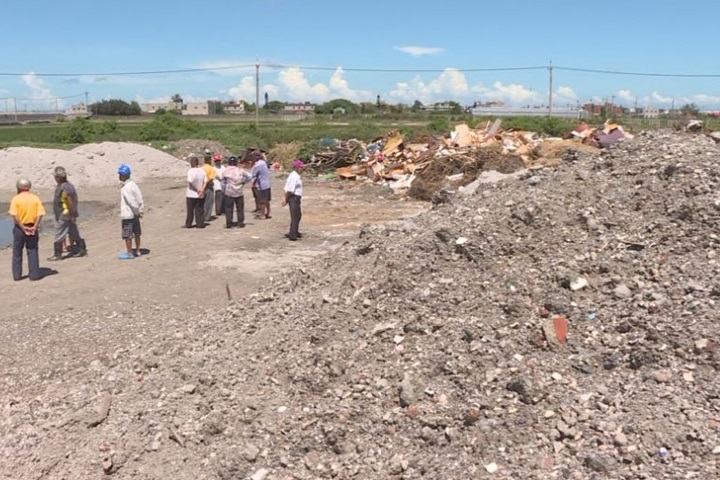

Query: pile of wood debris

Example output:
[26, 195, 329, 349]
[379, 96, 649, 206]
[307, 120, 616, 195]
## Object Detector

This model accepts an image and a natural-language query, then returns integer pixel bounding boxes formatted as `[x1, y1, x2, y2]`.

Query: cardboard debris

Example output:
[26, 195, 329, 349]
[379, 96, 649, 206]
[304, 120, 628, 198]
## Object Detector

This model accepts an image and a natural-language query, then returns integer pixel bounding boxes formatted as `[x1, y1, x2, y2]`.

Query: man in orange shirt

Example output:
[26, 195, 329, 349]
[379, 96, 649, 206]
[202, 154, 216, 222]
[8, 178, 46, 281]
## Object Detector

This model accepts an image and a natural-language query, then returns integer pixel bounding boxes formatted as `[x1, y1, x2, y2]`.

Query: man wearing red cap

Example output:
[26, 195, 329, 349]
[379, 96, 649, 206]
[281, 159, 305, 241]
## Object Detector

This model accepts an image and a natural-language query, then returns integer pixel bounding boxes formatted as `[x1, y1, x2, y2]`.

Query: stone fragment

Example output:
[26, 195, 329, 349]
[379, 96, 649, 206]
[614, 284, 632, 299]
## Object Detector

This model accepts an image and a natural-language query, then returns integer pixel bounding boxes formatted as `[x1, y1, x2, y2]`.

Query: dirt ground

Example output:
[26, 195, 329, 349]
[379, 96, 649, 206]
[0, 174, 426, 359]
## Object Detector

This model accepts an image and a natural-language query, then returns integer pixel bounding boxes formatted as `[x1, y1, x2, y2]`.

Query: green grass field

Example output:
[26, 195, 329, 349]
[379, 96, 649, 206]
[0, 113, 714, 153]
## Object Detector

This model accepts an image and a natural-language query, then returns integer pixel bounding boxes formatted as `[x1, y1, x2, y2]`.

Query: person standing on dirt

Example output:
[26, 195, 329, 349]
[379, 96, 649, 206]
[212, 153, 225, 217]
[48, 166, 86, 261]
[185, 156, 208, 229]
[251, 149, 272, 219]
[244, 147, 260, 213]
[8, 178, 45, 281]
[282, 159, 305, 241]
[223, 156, 252, 228]
[202, 155, 216, 223]
[118, 164, 144, 260]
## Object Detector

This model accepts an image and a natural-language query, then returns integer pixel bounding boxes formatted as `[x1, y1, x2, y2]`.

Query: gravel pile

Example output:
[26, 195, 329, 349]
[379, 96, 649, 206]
[2, 130, 720, 479]
[0, 142, 189, 190]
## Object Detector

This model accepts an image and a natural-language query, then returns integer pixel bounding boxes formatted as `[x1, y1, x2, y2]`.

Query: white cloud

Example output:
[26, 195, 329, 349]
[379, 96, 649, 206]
[277, 67, 330, 101]
[225, 67, 373, 103]
[690, 93, 720, 105]
[328, 68, 373, 102]
[394, 46, 445, 57]
[473, 81, 541, 105]
[21, 72, 53, 100]
[650, 91, 673, 104]
[388, 68, 469, 103]
[556, 85, 577, 101]
[227, 75, 280, 102]
[617, 89, 634, 102]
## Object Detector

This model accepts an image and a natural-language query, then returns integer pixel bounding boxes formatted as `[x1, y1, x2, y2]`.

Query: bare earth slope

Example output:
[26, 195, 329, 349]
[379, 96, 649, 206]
[2, 132, 720, 479]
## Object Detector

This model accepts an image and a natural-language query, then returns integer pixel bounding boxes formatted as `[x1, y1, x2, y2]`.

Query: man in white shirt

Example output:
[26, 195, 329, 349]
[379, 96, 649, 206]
[118, 164, 145, 260]
[212, 154, 225, 217]
[281, 159, 305, 241]
[185, 157, 209, 229]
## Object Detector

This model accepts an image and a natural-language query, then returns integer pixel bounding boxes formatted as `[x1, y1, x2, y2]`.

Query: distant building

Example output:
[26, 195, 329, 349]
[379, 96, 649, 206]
[142, 101, 182, 114]
[182, 102, 209, 116]
[471, 105, 582, 118]
[283, 102, 316, 112]
[224, 100, 245, 114]
[421, 101, 455, 112]
[642, 106, 659, 119]
[66, 103, 89, 116]
[582, 103, 624, 117]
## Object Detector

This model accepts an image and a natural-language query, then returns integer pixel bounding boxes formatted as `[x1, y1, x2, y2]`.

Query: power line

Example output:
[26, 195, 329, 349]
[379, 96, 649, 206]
[1, 63, 720, 77]
[555, 66, 720, 78]
[263, 64, 548, 73]
[0, 65, 256, 77]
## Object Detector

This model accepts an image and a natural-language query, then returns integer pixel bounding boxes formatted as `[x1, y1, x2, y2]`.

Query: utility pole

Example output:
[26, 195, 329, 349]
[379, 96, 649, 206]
[12, 97, 17, 122]
[255, 62, 260, 129]
[548, 60, 554, 117]
[85, 91, 89, 115]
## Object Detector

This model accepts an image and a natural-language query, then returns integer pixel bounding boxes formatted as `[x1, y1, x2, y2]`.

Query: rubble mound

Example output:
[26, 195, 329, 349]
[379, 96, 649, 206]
[0, 142, 189, 190]
[3, 130, 720, 479]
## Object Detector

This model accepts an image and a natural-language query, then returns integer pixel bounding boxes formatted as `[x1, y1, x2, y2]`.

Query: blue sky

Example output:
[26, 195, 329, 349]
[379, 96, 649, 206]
[4, 0, 720, 111]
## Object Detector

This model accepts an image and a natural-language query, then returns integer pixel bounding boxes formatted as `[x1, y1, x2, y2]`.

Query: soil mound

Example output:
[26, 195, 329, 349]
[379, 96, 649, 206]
[2, 130, 719, 479]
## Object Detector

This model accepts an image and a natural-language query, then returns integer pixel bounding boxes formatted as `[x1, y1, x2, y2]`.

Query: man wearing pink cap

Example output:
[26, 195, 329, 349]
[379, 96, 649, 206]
[281, 159, 305, 241]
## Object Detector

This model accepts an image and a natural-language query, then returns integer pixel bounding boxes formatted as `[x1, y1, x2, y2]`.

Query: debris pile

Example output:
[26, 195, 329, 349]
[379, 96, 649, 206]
[308, 121, 606, 197]
[3, 130, 720, 479]
[568, 119, 633, 148]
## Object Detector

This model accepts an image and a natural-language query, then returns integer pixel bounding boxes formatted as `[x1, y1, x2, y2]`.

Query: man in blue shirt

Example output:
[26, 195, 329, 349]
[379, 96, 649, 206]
[251, 149, 272, 219]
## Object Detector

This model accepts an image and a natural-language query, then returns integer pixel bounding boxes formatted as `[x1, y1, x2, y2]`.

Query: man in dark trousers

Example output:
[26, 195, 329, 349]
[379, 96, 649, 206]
[281, 159, 305, 241]
[8, 178, 46, 281]
[48, 166, 86, 261]
[185, 157, 208, 228]
[222, 156, 252, 228]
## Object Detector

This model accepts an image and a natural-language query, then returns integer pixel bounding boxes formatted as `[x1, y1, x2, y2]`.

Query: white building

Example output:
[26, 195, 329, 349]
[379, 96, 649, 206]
[182, 102, 209, 116]
[225, 101, 245, 114]
[66, 103, 89, 116]
[142, 101, 182, 114]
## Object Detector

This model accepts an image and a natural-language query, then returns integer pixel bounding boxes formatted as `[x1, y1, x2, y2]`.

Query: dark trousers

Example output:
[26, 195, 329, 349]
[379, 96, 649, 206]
[12, 225, 40, 281]
[185, 197, 205, 228]
[224, 195, 245, 227]
[288, 194, 302, 239]
[214, 190, 224, 216]
[203, 187, 214, 221]
[252, 186, 259, 210]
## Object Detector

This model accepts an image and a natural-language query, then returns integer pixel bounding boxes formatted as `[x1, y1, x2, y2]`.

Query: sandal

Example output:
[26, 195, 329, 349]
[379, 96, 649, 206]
[118, 252, 135, 260]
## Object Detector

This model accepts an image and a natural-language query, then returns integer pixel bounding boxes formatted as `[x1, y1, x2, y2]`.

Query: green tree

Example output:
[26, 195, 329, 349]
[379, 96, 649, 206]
[171, 93, 183, 104]
[264, 100, 285, 112]
[411, 100, 423, 112]
[315, 99, 360, 115]
[89, 99, 142, 115]
[208, 101, 225, 114]
[447, 101, 463, 115]
[681, 103, 700, 117]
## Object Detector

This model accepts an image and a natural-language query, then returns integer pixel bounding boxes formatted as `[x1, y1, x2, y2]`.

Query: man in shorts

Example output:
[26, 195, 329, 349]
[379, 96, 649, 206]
[48, 166, 87, 261]
[117, 164, 145, 260]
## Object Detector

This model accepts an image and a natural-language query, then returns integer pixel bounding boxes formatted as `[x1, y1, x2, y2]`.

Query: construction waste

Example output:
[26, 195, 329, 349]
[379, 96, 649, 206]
[306, 120, 624, 200]
[4, 130, 720, 479]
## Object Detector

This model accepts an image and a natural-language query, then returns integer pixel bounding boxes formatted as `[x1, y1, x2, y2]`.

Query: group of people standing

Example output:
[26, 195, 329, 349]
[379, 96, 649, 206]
[8, 163, 145, 280]
[184, 147, 305, 241]
[7, 146, 304, 281]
